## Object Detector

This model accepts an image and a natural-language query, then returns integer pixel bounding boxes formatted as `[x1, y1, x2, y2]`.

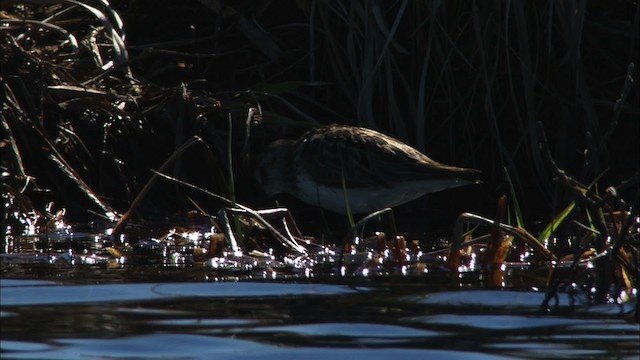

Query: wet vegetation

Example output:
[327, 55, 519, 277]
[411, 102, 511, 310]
[1, 0, 639, 323]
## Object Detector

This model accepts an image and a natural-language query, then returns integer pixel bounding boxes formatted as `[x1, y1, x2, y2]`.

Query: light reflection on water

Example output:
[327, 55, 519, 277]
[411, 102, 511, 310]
[0, 334, 513, 360]
[0, 278, 638, 360]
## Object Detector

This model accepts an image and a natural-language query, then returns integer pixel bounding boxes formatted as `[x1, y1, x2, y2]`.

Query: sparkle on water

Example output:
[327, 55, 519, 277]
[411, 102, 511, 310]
[1, 217, 638, 360]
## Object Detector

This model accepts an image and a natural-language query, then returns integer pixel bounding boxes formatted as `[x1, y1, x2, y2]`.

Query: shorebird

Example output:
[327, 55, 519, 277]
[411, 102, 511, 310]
[256, 124, 481, 215]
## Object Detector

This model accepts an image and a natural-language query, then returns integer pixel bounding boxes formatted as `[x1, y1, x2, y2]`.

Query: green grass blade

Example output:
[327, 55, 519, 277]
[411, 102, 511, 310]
[537, 202, 575, 243]
[504, 167, 524, 228]
[536, 170, 606, 243]
[341, 168, 355, 228]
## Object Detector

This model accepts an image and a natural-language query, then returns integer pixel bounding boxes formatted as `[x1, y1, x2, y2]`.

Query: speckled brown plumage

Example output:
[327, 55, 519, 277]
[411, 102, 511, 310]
[256, 124, 481, 214]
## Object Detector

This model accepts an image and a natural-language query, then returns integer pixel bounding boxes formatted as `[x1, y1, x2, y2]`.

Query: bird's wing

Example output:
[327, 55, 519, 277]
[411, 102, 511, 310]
[297, 125, 476, 188]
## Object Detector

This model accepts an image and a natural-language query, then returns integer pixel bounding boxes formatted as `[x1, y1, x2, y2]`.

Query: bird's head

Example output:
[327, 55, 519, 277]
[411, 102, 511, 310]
[255, 140, 295, 197]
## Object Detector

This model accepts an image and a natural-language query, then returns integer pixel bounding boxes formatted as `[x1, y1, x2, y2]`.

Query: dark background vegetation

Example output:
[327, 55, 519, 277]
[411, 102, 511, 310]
[2, 0, 639, 236]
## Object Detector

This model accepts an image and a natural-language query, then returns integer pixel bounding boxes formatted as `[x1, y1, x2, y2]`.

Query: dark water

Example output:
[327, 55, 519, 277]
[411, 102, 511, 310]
[1, 223, 637, 359]
[1, 265, 638, 360]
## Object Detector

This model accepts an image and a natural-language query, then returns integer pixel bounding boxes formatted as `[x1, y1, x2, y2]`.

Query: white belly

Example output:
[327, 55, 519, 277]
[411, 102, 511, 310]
[293, 173, 472, 214]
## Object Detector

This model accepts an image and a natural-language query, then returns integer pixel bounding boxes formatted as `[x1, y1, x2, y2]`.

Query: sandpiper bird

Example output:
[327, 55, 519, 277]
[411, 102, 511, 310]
[256, 124, 481, 214]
